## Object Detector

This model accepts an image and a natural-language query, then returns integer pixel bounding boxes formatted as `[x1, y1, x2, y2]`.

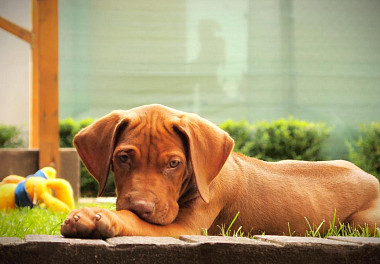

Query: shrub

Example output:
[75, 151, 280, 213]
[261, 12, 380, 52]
[347, 122, 380, 180]
[220, 117, 331, 161]
[59, 118, 79, 148]
[219, 120, 251, 152]
[59, 118, 116, 197]
[59, 118, 94, 148]
[0, 124, 24, 148]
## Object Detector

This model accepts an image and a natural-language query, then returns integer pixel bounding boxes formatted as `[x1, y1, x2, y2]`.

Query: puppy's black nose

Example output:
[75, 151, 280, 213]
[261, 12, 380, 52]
[129, 200, 155, 220]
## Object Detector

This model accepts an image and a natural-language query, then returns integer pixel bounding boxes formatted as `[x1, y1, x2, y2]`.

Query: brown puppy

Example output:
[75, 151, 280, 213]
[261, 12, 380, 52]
[61, 104, 380, 238]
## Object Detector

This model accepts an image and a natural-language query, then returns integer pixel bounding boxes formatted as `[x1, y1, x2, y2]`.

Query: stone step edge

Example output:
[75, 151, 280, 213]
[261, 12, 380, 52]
[1, 234, 379, 247]
[2, 235, 379, 264]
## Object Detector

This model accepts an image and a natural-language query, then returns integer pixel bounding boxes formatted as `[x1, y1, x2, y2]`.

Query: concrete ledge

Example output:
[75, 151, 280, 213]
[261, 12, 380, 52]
[1, 235, 379, 264]
[0, 148, 80, 199]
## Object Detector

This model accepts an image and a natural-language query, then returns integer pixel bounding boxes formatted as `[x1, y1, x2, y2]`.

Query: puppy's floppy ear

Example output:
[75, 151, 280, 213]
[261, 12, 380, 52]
[73, 111, 130, 196]
[174, 113, 234, 203]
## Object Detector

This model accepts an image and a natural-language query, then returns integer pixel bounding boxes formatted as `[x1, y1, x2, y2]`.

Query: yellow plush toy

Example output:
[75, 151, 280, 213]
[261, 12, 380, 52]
[0, 167, 74, 212]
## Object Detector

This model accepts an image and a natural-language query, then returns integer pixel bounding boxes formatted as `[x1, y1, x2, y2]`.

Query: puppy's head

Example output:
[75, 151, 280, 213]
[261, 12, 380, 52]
[73, 104, 234, 225]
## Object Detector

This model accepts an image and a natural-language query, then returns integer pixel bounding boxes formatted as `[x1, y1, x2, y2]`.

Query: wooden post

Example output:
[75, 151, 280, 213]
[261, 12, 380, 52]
[30, 0, 39, 149]
[32, 0, 60, 172]
[0, 0, 60, 174]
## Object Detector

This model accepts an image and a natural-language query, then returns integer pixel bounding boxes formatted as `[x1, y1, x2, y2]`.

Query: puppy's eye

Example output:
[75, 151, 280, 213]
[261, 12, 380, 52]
[169, 160, 180, 168]
[118, 154, 129, 163]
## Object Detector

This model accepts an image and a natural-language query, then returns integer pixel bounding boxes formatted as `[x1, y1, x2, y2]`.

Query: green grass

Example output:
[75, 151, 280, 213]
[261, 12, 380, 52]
[217, 211, 252, 238]
[0, 203, 115, 238]
[215, 211, 380, 239]
[0, 207, 66, 238]
[1, 207, 379, 239]
[302, 209, 380, 238]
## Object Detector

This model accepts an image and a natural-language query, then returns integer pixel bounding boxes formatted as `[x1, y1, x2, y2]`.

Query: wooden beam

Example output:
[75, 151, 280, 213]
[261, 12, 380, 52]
[31, 0, 60, 173]
[30, 0, 39, 149]
[0, 16, 33, 44]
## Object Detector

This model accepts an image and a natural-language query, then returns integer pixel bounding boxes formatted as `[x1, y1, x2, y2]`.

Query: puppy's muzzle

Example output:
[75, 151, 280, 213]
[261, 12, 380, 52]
[129, 199, 155, 220]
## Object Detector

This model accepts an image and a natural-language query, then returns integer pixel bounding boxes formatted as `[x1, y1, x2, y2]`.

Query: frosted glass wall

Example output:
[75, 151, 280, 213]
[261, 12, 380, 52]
[59, 0, 380, 157]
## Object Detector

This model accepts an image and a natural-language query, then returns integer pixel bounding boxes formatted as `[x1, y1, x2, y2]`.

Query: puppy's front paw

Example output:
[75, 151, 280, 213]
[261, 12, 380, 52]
[60, 207, 118, 239]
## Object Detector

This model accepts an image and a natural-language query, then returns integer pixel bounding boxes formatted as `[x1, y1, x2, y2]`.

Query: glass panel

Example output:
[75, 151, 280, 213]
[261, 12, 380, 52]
[59, 0, 380, 157]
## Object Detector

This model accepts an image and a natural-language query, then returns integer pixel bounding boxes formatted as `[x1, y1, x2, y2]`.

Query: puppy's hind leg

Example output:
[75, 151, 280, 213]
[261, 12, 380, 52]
[347, 198, 380, 234]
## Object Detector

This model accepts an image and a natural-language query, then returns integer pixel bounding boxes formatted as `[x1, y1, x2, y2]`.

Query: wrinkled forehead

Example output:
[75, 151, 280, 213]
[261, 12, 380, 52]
[115, 109, 185, 153]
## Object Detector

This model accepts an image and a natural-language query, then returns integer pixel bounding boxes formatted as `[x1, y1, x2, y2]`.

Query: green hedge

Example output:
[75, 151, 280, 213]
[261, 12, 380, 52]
[220, 117, 331, 161]
[59, 118, 93, 148]
[59, 118, 115, 197]
[347, 122, 380, 180]
[0, 124, 24, 148]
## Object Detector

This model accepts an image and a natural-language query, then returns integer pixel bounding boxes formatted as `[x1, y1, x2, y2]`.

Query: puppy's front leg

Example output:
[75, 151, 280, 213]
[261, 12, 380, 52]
[61, 201, 221, 238]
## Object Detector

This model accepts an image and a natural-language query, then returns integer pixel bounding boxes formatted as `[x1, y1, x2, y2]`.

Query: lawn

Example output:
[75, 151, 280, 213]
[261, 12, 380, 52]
[0, 203, 115, 238]
[216, 211, 380, 238]
[1, 206, 379, 238]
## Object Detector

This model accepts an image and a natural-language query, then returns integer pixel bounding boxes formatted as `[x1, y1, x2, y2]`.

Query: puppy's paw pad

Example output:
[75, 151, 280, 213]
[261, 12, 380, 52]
[60, 208, 115, 238]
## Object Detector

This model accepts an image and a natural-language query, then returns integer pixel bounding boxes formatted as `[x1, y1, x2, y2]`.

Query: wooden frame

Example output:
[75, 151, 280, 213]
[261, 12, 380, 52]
[0, 0, 60, 174]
